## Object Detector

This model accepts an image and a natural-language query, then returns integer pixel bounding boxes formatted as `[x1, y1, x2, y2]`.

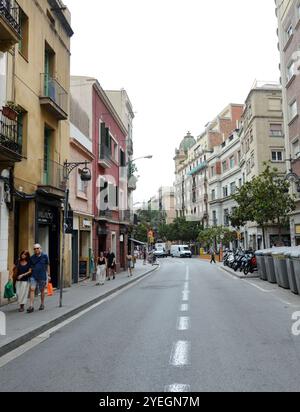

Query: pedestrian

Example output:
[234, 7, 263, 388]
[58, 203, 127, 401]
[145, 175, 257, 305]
[96, 252, 107, 286]
[210, 247, 217, 264]
[127, 253, 134, 277]
[10, 250, 32, 312]
[27, 244, 51, 313]
[143, 248, 147, 265]
[106, 248, 116, 281]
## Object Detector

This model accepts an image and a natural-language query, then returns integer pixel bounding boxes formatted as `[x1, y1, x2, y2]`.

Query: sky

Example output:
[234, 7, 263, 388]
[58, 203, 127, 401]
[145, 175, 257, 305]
[67, 0, 280, 204]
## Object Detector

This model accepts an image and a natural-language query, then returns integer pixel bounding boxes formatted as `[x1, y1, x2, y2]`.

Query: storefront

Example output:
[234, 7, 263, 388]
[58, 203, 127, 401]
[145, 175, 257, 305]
[72, 214, 93, 283]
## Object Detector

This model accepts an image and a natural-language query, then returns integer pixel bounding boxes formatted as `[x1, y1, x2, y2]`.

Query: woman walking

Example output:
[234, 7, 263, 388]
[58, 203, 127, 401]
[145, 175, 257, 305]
[96, 252, 107, 286]
[10, 251, 32, 312]
[127, 253, 134, 277]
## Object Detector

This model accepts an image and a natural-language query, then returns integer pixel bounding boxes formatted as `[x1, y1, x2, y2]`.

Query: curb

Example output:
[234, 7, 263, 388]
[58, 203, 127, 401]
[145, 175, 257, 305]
[220, 265, 259, 279]
[0, 266, 158, 358]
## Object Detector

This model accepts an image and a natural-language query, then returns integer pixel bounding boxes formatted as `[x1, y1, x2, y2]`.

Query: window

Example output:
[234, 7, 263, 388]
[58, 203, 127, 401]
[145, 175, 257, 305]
[120, 149, 126, 167]
[223, 186, 228, 198]
[222, 161, 227, 172]
[269, 99, 281, 112]
[289, 100, 298, 122]
[19, 8, 29, 59]
[224, 209, 230, 227]
[251, 152, 255, 168]
[212, 211, 217, 226]
[17, 110, 27, 156]
[230, 156, 235, 169]
[271, 151, 283, 162]
[286, 24, 293, 40]
[113, 141, 118, 163]
[230, 182, 236, 195]
[239, 178, 242, 188]
[270, 124, 283, 137]
[287, 61, 295, 82]
[246, 160, 251, 175]
[211, 190, 216, 201]
[211, 166, 215, 177]
[292, 140, 300, 158]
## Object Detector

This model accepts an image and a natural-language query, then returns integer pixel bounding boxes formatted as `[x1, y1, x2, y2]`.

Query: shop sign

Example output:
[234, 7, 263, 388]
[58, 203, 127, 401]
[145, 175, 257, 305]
[37, 208, 54, 225]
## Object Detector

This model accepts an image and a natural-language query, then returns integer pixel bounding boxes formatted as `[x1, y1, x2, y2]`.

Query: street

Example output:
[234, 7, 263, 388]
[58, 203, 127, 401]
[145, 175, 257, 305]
[1, 258, 300, 392]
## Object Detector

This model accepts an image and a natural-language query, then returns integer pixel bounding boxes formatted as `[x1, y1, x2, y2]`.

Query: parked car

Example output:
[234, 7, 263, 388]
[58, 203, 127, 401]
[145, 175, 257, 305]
[153, 244, 168, 258]
[171, 245, 192, 258]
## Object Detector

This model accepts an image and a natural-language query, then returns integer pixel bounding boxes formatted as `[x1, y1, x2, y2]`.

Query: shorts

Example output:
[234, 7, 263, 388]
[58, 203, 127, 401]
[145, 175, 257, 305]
[30, 278, 47, 292]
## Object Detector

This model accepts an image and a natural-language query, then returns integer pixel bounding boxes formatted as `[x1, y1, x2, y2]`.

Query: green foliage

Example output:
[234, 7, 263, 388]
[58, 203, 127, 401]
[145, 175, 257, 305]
[230, 164, 296, 247]
[158, 217, 203, 243]
[198, 226, 237, 248]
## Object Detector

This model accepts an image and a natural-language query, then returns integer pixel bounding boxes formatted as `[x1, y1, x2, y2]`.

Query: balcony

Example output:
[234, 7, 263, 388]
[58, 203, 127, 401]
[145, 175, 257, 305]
[127, 138, 133, 156]
[39, 74, 68, 121]
[38, 159, 65, 197]
[0, 109, 22, 164]
[120, 210, 133, 224]
[99, 144, 112, 168]
[0, 0, 21, 52]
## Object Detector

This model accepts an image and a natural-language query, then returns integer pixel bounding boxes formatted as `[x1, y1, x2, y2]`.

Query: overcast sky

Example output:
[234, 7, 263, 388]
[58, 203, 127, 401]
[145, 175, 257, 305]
[67, 0, 279, 204]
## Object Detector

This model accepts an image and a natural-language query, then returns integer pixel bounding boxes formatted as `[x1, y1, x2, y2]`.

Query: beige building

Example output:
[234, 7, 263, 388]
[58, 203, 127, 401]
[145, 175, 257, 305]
[276, 0, 300, 245]
[239, 81, 288, 248]
[0, 0, 73, 298]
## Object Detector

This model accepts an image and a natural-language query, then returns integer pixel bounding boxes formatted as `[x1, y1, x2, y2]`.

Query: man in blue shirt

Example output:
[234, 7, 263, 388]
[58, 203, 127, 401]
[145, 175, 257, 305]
[27, 244, 51, 313]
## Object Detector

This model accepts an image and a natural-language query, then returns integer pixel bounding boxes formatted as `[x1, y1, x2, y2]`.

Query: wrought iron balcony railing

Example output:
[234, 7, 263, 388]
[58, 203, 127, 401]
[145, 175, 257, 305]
[0, 109, 22, 155]
[40, 159, 65, 190]
[0, 0, 20, 35]
[40, 74, 68, 120]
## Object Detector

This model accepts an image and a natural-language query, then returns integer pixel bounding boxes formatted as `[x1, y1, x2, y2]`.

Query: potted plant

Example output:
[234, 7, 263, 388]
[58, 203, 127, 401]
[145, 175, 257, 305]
[2, 101, 21, 121]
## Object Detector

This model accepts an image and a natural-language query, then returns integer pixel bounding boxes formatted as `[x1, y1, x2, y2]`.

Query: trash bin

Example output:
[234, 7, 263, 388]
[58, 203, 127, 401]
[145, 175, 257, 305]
[290, 250, 300, 295]
[263, 250, 277, 284]
[272, 250, 290, 290]
[255, 250, 267, 281]
[285, 250, 299, 295]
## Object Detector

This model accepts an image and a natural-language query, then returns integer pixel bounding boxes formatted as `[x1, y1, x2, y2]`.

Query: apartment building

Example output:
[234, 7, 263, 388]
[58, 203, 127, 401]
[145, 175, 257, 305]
[276, 0, 300, 245]
[174, 104, 244, 226]
[239, 81, 288, 249]
[0, 0, 73, 298]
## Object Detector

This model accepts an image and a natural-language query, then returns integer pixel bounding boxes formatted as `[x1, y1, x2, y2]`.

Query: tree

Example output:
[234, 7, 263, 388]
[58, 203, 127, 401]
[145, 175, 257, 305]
[198, 226, 237, 249]
[158, 217, 203, 243]
[133, 223, 148, 243]
[230, 165, 295, 248]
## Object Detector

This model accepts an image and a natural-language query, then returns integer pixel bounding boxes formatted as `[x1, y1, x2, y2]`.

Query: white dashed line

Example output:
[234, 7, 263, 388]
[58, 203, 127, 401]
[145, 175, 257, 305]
[165, 384, 191, 392]
[183, 282, 189, 291]
[177, 317, 190, 331]
[182, 291, 190, 302]
[185, 266, 190, 281]
[170, 341, 191, 367]
[180, 304, 189, 312]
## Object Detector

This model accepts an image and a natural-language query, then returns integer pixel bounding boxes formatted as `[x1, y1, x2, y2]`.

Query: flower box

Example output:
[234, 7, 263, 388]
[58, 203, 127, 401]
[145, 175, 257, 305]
[2, 106, 18, 121]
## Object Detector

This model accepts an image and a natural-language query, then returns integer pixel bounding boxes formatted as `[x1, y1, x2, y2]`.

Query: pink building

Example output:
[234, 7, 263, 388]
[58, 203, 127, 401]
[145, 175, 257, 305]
[71, 77, 130, 272]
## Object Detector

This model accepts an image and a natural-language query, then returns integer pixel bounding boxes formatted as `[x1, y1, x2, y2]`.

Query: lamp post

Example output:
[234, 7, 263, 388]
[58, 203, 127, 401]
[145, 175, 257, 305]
[59, 161, 91, 308]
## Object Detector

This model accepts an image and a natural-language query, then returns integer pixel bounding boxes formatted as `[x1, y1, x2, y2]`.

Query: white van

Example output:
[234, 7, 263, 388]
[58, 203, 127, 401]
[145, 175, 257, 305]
[170, 245, 192, 258]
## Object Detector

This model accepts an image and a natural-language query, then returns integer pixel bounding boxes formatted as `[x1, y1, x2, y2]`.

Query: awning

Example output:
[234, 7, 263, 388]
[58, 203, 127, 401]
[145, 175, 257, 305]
[129, 238, 147, 245]
[187, 161, 207, 176]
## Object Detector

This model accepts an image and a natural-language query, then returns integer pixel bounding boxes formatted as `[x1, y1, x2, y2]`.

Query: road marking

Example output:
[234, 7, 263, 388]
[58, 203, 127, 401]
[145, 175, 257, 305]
[0, 266, 160, 368]
[165, 384, 191, 392]
[185, 266, 190, 281]
[180, 304, 189, 312]
[244, 280, 276, 293]
[177, 317, 190, 331]
[183, 282, 189, 291]
[182, 291, 190, 302]
[170, 341, 191, 367]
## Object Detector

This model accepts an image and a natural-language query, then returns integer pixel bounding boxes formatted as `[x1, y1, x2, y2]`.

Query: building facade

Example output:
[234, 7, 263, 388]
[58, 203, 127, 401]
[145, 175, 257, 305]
[70, 76, 129, 271]
[0, 0, 73, 301]
[174, 104, 244, 226]
[276, 0, 300, 245]
[239, 82, 288, 249]
[69, 95, 94, 283]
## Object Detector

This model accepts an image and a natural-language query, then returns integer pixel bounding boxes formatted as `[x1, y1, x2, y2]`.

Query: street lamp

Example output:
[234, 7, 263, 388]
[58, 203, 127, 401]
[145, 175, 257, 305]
[59, 161, 92, 308]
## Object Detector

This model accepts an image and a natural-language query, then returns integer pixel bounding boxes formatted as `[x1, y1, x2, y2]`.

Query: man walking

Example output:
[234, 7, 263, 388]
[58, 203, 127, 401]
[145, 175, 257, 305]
[27, 244, 51, 313]
[210, 247, 217, 264]
[106, 248, 116, 281]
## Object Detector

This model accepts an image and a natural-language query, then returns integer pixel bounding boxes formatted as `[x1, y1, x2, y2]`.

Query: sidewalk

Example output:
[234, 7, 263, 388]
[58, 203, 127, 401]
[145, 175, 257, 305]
[216, 261, 259, 279]
[0, 261, 157, 357]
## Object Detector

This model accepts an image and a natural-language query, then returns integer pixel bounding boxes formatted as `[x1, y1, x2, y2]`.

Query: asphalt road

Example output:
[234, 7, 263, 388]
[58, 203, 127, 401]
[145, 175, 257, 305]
[1, 258, 300, 392]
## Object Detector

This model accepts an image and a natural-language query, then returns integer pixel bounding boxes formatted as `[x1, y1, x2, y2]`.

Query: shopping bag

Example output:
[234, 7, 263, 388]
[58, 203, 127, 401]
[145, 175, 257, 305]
[4, 280, 16, 300]
[47, 282, 54, 297]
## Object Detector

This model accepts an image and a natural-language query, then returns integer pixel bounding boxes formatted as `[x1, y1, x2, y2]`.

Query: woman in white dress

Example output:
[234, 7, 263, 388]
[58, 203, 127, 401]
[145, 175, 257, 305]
[96, 252, 107, 286]
[10, 251, 32, 312]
